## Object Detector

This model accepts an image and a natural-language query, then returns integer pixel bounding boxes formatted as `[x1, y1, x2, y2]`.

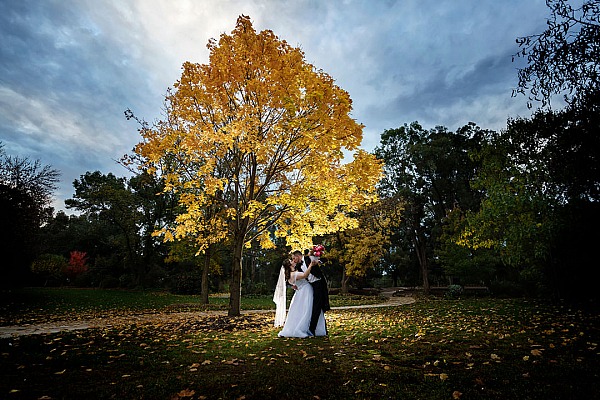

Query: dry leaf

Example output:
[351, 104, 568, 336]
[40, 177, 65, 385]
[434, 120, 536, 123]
[177, 389, 195, 398]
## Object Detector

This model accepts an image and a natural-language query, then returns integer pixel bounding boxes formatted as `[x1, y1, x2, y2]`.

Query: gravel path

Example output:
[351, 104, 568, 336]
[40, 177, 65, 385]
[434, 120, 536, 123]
[0, 289, 415, 339]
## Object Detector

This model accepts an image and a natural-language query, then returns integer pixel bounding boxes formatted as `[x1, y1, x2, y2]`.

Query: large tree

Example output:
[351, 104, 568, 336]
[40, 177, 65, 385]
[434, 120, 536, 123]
[0, 143, 60, 286]
[513, 0, 600, 107]
[375, 122, 488, 293]
[457, 96, 600, 298]
[329, 197, 402, 293]
[134, 16, 381, 315]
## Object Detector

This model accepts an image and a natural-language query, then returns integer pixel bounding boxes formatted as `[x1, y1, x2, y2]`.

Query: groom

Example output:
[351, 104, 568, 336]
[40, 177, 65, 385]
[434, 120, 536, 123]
[292, 250, 330, 336]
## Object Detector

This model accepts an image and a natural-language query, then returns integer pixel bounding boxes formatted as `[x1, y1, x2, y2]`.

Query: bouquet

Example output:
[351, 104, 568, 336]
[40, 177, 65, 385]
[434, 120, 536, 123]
[312, 244, 325, 258]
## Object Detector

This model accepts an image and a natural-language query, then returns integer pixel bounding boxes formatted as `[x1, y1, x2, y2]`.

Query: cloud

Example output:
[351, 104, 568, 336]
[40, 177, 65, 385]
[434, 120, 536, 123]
[1, 0, 551, 211]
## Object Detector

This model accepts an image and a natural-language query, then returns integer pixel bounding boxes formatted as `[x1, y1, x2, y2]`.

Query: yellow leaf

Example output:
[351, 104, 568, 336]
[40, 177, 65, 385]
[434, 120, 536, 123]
[177, 389, 196, 397]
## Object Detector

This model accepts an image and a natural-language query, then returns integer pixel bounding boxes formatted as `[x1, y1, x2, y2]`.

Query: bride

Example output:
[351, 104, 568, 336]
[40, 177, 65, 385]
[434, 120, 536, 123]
[274, 258, 326, 338]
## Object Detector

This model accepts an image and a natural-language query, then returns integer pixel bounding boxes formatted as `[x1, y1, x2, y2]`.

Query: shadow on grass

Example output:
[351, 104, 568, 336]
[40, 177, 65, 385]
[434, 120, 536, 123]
[1, 299, 599, 399]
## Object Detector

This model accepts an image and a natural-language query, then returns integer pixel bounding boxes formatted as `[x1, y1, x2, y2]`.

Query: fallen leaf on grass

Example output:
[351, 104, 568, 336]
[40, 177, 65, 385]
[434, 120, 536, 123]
[452, 391, 463, 399]
[531, 349, 543, 356]
[174, 389, 195, 398]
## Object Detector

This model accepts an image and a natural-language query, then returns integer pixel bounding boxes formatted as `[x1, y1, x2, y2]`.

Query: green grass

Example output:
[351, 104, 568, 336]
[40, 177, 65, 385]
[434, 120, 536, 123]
[1, 296, 598, 399]
[0, 287, 386, 326]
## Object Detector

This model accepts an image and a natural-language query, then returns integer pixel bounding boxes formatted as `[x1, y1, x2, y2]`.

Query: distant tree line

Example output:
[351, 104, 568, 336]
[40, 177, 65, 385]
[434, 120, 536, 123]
[2, 91, 597, 302]
[1, 0, 597, 304]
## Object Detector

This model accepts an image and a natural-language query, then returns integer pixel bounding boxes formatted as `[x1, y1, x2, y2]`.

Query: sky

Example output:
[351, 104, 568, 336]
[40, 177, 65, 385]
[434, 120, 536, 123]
[0, 0, 551, 212]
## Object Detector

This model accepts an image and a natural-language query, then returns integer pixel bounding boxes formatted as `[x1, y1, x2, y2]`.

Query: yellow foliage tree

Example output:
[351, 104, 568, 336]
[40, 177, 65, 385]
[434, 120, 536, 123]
[134, 15, 382, 315]
[329, 197, 403, 293]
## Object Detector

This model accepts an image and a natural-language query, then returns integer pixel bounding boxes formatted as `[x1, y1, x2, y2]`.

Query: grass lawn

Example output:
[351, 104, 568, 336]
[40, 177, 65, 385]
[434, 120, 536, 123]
[1, 291, 598, 399]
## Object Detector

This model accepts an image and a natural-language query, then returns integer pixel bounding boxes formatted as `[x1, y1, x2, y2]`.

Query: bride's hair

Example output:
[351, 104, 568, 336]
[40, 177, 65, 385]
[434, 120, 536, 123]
[282, 259, 293, 281]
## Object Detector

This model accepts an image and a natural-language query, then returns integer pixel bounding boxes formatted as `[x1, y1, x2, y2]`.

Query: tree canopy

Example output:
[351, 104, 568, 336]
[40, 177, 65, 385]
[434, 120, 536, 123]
[514, 0, 600, 107]
[1, 142, 60, 287]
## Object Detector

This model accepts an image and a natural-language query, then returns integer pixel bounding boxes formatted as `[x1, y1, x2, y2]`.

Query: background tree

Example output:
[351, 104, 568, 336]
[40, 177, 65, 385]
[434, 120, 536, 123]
[65, 171, 172, 287]
[0, 142, 60, 287]
[134, 16, 382, 316]
[437, 207, 500, 286]
[328, 197, 402, 293]
[458, 98, 600, 299]
[66, 171, 139, 282]
[30, 254, 68, 286]
[513, 0, 600, 107]
[374, 123, 487, 293]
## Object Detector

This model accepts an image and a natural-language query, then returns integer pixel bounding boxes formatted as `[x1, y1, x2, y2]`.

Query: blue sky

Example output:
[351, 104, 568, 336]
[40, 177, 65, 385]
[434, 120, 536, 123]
[0, 0, 550, 211]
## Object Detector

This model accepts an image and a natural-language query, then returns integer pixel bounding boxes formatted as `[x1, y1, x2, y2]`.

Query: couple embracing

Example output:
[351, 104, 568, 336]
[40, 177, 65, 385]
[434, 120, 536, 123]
[273, 246, 331, 338]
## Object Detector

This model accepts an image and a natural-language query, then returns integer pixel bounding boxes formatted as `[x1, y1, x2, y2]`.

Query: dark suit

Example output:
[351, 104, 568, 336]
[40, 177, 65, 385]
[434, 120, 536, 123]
[303, 256, 330, 335]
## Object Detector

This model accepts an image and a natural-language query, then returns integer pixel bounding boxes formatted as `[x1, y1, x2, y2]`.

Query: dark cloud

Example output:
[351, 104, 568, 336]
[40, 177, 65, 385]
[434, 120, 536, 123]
[0, 0, 551, 211]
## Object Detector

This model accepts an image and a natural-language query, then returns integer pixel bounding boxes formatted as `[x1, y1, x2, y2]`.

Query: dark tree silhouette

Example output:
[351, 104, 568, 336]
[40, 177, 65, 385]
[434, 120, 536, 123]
[513, 0, 600, 107]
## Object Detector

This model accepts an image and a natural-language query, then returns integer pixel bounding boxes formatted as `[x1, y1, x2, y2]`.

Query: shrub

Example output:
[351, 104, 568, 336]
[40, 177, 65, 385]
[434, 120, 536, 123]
[65, 251, 89, 281]
[30, 254, 68, 286]
[445, 284, 464, 299]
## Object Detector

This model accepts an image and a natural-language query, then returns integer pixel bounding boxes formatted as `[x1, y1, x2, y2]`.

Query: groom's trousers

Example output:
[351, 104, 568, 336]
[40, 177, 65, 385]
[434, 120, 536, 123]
[309, 278, 330, 335]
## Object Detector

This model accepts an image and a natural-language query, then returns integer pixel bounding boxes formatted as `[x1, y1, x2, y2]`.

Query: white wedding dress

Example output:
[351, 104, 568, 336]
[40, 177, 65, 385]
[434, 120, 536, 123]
[278, 271, 326, 338]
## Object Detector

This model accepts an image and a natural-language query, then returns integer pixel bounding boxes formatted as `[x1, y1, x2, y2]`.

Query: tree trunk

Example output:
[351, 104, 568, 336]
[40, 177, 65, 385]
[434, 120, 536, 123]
[250, 252, 256, 283]
[228, 232, 245, 316]
[419, 246, 430, 295]
[201, 251, 210, 305]
[413, 229, 430, 295]
[341, 267, 349, 294]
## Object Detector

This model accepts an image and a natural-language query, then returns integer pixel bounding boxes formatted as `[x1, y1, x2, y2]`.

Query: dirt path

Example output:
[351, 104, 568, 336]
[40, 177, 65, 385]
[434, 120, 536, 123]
[0, 289, 414, 339]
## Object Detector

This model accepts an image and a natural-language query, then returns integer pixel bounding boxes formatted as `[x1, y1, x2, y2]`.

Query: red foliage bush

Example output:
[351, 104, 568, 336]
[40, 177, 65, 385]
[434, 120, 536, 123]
[65, 250, 88, 280]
